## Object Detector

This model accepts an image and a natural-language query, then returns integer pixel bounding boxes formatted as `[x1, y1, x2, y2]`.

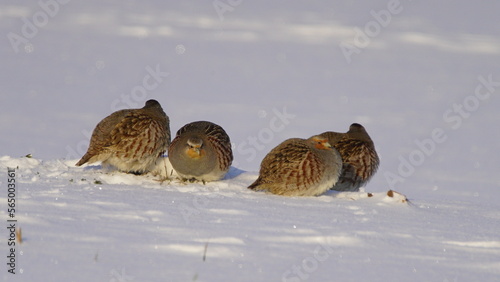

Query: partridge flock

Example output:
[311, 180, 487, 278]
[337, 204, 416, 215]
[77, 100, 379, 196]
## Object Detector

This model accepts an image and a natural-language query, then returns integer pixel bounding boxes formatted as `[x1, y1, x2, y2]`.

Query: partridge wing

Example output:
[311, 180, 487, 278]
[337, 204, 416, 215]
[109, 111, 168, 160]
[203, 122, 233, 171]
[259, 140, 324, 192]
[75, 109, 130, 166]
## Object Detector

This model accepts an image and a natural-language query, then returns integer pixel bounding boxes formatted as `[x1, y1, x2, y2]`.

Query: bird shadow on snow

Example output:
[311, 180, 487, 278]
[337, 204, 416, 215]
[76, 160, 247, 186]
[79, 164, 103, 171]
[223, 166, 246, 180]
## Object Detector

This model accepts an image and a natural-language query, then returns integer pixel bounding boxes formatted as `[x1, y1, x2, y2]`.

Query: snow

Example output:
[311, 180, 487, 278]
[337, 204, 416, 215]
[1, 1, 500, 281]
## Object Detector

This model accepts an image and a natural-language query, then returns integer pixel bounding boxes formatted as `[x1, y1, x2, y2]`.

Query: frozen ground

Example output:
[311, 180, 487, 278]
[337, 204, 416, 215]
[1, 1, 500, 281]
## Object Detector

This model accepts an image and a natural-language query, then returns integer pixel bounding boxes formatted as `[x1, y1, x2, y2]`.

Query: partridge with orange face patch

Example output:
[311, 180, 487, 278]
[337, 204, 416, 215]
[248, 136, 342, 196]
[76, 99, 171, 174]
[319, 123, 379, 192]
[168, 121, 233, 182]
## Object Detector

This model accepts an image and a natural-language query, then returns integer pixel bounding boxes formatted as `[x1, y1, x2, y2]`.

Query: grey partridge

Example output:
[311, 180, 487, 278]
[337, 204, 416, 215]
[248, 136, 342, 196]
[75, 99, 171, 174]
[319, 123, 379, 192]
[168, 121, 233, 182]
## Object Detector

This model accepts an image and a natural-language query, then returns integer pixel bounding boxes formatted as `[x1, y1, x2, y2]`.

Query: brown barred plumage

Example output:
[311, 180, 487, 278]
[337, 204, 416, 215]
[248, 136, 342, 196]
[319, 123, 379, 192]
[75, 100, 171, 174]
[168, 121, 233, 182]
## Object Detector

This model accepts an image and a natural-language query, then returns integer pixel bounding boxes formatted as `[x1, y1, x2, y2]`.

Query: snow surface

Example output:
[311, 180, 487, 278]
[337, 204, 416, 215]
[1, 1, 500, 281]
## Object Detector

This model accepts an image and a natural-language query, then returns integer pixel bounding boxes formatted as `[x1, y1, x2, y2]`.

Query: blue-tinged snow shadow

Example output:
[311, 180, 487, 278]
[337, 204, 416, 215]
[223, 166, 246, 180]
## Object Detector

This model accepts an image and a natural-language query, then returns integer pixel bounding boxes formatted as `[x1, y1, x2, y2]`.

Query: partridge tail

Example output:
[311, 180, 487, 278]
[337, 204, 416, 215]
[75, 153, 92, 166]
[248, 178, 263, 190]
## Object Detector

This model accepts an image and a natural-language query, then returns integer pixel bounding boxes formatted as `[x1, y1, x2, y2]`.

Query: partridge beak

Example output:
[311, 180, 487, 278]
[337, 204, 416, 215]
[187, 145, 203, 159]
[314, 139, 332, 150]
[320, 141, 333, 150]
